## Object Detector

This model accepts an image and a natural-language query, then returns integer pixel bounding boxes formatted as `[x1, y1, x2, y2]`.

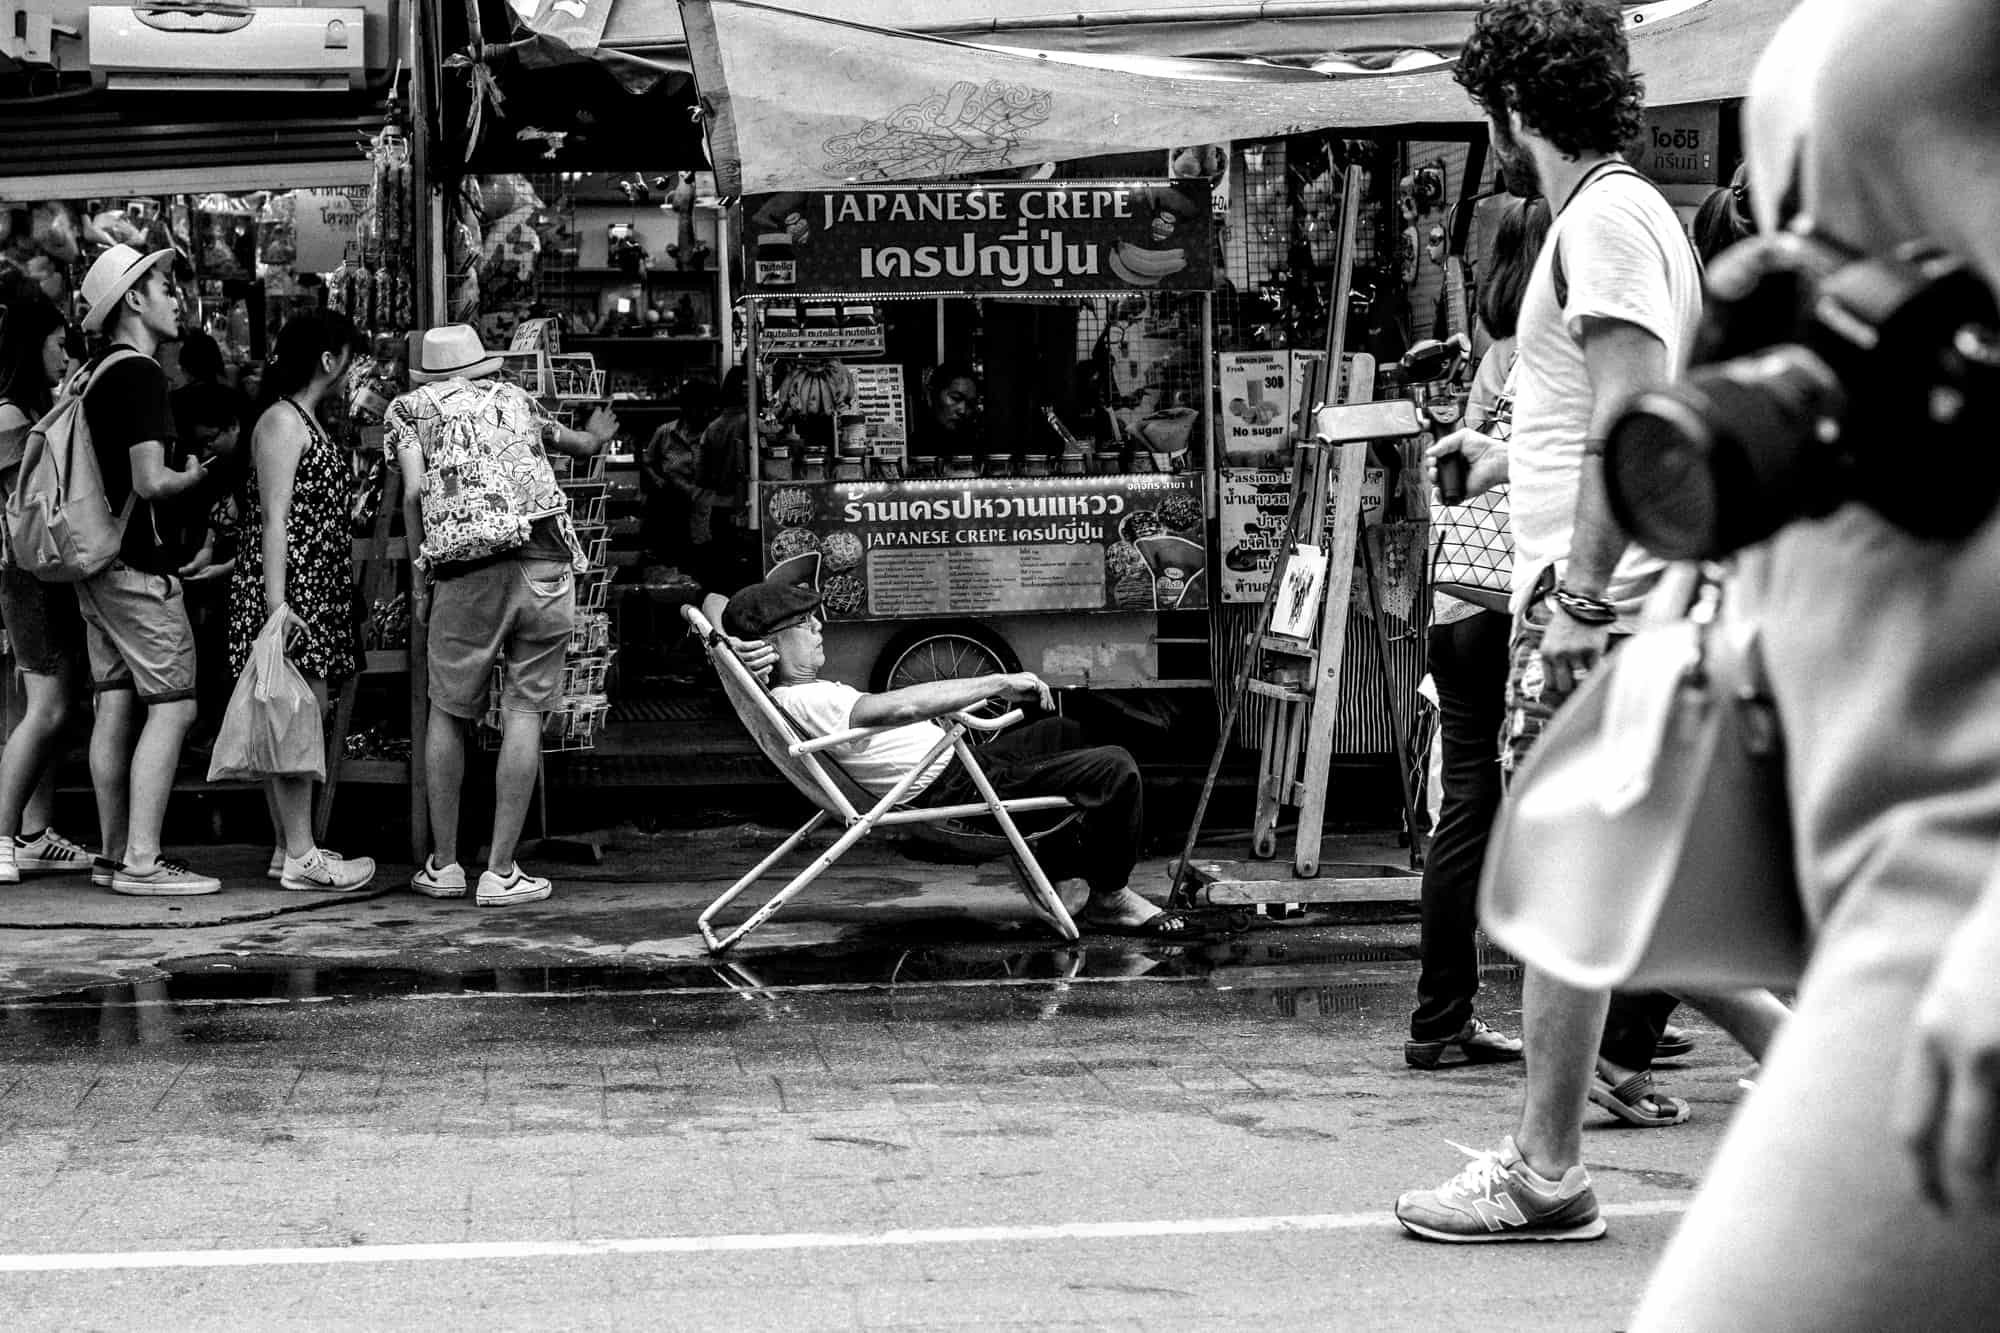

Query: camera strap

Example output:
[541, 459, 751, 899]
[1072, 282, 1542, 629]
[1551, 162, 1703, 311]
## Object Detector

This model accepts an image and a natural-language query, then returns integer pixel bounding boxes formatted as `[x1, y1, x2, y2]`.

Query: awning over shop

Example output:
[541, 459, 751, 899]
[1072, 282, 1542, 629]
[514, 0, 1488, 78]
[676, 0, 1789, 196]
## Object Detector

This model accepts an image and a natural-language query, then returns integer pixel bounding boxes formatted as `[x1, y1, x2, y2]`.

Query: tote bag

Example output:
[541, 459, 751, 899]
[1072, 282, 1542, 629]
[1478, 567, 1809, 992]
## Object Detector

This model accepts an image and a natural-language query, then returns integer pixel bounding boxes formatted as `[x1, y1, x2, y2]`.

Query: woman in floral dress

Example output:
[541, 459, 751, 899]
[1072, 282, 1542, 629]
[226, 310, 373, 893]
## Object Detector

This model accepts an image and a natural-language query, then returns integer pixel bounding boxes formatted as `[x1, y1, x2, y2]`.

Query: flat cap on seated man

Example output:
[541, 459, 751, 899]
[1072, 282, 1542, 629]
[720, 577, 1188, 936]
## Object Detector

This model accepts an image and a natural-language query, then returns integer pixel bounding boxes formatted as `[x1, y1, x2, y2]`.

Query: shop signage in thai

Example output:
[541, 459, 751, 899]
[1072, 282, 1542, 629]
[763, 475, 1208, 619]
[1630, 105, 1720, 186]
[1219, 465, 1392, 603]
[292, 186, 370, 273]
[1219, 469, 1293, 603]
[744, 181, 1213, 295]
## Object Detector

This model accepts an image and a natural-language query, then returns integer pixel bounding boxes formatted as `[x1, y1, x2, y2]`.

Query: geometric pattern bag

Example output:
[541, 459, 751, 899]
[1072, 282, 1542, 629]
[1430, 366, 1516, 614]
[1431, 485, 1513, 614]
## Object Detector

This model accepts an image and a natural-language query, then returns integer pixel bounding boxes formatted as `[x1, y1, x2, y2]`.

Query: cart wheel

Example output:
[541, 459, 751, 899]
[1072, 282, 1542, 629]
[872, 622, 1022, 742]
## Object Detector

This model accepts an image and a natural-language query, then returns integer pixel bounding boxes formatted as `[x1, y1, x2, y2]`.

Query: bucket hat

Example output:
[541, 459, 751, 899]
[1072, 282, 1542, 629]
[79, 244, 173, 334]
[411, 324, 503, 383]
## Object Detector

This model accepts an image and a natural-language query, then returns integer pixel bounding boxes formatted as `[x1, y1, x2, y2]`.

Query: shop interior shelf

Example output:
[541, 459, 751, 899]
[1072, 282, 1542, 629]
[539, 267, 717, 283]
[565, 335, 720, 346]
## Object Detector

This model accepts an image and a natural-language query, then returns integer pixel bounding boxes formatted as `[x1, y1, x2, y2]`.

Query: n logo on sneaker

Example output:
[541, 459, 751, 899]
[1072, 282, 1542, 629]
[1470, 1193, 1528, 1231]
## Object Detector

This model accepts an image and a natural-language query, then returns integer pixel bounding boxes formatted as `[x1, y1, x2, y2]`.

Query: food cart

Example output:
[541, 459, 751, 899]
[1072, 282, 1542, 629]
[741, 178, 1220, 696]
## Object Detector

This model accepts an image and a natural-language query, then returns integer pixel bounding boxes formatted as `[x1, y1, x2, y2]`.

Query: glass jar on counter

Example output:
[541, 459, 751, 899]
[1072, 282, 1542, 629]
[1019, 453, 1054, 477]
[1057, 452, 1088, 477]
[942, 454, 979, 479]
[1091, 446, 1125, 475]
[799, 443, 830, 481]
[761, 443, 794, 482]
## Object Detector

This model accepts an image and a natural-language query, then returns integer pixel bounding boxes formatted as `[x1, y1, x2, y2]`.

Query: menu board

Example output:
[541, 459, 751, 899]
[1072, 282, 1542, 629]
[1217, 353, 1290, 463]
[1219, 464, 1391, 603]
[762, 475, 1208, 620]
[848, 363, 909, 464]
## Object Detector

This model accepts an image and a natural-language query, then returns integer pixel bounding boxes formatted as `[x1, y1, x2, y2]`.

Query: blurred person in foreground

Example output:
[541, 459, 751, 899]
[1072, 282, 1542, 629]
[1631, 1, 2000, 1326]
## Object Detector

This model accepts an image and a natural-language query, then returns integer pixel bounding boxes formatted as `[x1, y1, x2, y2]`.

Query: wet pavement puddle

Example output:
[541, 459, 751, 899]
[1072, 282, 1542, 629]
[0, 928, 1523, 1050]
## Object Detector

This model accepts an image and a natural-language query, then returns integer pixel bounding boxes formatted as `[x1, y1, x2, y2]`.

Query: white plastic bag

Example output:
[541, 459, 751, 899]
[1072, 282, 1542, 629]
[206, 610, 326, 782]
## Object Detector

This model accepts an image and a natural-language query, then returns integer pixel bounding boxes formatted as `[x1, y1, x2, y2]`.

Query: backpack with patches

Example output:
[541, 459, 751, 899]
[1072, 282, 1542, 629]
[414, 381, 569, 569]
[6, 347, 142, 582]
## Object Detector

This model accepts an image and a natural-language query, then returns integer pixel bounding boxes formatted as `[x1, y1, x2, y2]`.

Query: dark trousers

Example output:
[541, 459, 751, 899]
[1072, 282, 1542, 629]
[916, 716, 1142, 895]
[1412, 610, 1512, 1040]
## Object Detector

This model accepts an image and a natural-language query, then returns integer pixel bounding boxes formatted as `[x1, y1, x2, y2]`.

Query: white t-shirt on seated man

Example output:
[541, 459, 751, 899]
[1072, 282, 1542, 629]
[775, 678, 953, 798]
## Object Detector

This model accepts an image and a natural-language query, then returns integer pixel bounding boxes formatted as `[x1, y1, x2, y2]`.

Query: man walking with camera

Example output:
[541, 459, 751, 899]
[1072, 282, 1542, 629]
[1391, 0, 1716, 1242]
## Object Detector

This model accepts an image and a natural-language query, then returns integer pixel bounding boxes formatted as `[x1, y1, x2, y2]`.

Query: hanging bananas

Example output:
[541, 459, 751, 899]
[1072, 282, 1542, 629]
[773, 359, 857, 418]
[1109, 241, 1190, 287]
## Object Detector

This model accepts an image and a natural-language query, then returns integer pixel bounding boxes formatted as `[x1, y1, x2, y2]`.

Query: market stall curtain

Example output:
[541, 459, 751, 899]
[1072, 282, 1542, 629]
[674, 0, 1792, 197]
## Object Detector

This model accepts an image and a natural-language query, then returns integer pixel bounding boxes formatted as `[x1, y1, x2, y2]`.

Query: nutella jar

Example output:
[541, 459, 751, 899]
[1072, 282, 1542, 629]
[754, 233, 797, 287]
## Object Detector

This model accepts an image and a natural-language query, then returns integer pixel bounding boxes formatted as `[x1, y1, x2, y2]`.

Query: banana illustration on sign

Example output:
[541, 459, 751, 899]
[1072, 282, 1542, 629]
[1108, 241, 1189, 286]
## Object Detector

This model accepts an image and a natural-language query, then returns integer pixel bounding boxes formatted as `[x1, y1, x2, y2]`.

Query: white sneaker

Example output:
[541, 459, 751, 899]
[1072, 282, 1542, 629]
[411, 856, 468, 898]
[267, 847, 285, 880]
[279, 848, 377, 893]
[15, 828, 94, 874]
[476, 865, 553, 907]
[111, 859, 221, 897]
[0, 839, 16, 885]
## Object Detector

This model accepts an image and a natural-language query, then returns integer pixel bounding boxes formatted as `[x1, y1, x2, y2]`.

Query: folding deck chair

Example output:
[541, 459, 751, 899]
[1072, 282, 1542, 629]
[685, 606, 1082, 953]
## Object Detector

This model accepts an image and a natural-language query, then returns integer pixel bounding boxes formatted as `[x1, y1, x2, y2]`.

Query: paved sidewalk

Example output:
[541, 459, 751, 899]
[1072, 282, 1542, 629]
[0, 826, 1416, 1000]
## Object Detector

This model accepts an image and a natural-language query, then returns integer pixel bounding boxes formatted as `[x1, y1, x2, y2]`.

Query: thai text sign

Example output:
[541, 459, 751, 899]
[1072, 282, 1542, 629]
[744, 181, 1213, 295]
[762, 475, 1208, 619]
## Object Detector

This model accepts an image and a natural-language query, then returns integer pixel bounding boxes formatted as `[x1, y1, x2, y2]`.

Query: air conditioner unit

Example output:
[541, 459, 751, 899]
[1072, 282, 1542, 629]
[88, 5, 367, 93]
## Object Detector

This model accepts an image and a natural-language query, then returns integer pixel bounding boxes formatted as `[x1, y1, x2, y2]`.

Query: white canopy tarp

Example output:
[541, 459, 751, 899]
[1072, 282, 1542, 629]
[677, 0, 1790, 196]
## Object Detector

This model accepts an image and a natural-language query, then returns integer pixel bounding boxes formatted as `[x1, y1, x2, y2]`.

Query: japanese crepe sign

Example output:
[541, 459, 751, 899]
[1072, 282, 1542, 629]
[743, 181, 1213, 297]
[762, 476, 1208, 621]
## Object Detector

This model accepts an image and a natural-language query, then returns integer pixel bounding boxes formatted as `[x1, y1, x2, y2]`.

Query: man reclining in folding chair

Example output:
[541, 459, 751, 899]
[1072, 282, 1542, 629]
[723, 578, 1186, 938]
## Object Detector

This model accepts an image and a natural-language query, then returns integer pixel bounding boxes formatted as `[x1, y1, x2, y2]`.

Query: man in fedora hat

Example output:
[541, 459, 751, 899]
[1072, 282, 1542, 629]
[387, 323, 618, 907]
[69, 243, 219, 896]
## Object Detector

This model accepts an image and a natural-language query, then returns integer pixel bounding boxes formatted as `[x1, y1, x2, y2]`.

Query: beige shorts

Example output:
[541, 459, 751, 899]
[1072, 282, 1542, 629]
[427, 557, 575, 720]
[74, 562, 198, 704]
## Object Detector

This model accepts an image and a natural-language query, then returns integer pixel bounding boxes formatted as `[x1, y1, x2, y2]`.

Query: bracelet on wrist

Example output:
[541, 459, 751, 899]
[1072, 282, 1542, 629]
[1553, 585, 1618, 625]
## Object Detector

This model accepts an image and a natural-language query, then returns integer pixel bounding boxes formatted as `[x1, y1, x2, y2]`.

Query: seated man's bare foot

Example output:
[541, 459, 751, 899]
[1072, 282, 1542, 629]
[1077, 886, 1163, 929]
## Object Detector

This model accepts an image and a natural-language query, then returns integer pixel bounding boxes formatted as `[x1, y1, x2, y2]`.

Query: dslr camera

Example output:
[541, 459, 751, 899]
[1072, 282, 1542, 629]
[1604, 232, 2000, 559]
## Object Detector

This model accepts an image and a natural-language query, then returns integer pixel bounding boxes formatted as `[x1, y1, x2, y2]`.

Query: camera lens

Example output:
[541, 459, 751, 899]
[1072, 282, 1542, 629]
[1605, 347, 1845, 560]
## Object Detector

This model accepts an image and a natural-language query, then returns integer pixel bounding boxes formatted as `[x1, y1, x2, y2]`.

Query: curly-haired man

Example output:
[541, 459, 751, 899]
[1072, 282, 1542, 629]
[1393, 0, 1786, 1242]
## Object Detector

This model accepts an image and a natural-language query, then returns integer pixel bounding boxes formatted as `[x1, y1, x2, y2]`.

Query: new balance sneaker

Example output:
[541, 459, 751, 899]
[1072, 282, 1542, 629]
[14, 828, 94, 874]
[91, 857, 122, 890]
[110, 858, 221, 897]
[1395, 1138, 1606, 1243]
[279, 848, 377, 893]
[0, 838, 16, 885]
[267, 847, 285, 881]
[1405, 1017, 1525, 1070]
[411, 856, 468, 899]
[475, 865, 552, 907]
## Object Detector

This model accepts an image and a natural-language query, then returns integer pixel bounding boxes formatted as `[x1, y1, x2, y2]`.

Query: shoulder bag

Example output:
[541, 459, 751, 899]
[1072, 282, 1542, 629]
[1478, 564, 1808, 991]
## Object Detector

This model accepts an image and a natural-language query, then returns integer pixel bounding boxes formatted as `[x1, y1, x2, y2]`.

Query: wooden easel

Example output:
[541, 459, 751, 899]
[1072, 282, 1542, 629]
[1170, 165, 1427, 904]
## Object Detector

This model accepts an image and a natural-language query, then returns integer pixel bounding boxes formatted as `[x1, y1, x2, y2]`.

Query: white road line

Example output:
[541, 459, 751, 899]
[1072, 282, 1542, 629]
[0, 1203, 1690, 1274]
